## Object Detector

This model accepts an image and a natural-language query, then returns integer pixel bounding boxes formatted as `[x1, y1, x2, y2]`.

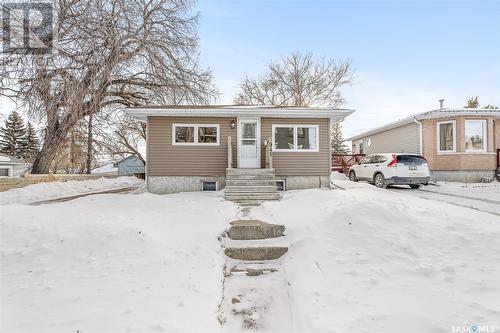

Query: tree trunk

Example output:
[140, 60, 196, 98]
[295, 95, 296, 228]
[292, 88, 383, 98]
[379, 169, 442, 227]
[86, 112, 93, 174]
[32, 117, 74, 174]
[31, 136, 63, 174]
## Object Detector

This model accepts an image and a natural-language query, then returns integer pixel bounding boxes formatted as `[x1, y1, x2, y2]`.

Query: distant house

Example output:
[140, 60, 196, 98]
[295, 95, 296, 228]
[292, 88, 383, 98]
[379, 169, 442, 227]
[0, 154, 31, 178]
[347, 107, 500, 182]
[116, 155, 145, 178]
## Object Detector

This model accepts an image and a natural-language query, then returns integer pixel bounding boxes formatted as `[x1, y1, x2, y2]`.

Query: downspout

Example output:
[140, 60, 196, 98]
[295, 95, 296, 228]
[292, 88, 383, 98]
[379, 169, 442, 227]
[413, 118, 423, 156]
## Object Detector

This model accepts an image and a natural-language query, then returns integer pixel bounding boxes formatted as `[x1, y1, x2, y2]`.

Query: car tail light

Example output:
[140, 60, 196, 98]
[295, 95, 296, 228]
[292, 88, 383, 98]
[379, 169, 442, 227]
[387, 154, 397, 167]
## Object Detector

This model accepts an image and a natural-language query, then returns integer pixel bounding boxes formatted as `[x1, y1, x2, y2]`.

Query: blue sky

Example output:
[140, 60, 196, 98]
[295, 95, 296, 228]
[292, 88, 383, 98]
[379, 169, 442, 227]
[197, 0, 500, 137]
[1, 0, 498, 138]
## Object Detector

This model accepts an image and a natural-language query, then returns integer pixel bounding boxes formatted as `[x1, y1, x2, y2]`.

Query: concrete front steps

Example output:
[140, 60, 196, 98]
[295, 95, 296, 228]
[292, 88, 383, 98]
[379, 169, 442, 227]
[225, 168, 280, 205]
[219, 219, 291, 331]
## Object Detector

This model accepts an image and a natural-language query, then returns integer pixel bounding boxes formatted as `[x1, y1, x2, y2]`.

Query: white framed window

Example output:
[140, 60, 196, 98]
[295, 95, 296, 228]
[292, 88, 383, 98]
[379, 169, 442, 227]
[465, 120, 487, 152]
[437, 120, 456, 153]
[272, 124, 319, 152]
[172, 124, 220, 146]
[0, 166, 12, 178]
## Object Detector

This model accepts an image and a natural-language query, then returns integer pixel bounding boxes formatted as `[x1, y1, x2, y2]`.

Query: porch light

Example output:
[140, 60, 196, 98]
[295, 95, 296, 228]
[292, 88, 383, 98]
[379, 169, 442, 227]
[231, 120, 236, 129]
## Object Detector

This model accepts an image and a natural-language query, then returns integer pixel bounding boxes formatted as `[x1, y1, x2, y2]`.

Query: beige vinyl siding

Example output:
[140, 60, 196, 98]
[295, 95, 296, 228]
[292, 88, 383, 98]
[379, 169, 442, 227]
[147, 116, 236, 176]
[261, 118, 331, 176]
[359, 122, 420, 155]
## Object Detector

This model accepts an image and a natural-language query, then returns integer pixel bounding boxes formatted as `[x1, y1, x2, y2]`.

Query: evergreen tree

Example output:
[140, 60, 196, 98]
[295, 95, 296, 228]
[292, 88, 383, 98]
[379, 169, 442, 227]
[331, 122, 349, 154]
[465, 96, 480, 108]
[0, 111, 27, 157]
[23, 122, 40, 161]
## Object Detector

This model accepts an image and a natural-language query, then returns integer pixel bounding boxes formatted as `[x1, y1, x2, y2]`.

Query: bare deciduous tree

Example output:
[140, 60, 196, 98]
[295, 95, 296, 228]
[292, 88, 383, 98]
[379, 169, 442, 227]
[96, 111, 147, 163]
[235, 52, 353, 107]
[1, 0, 217, 173]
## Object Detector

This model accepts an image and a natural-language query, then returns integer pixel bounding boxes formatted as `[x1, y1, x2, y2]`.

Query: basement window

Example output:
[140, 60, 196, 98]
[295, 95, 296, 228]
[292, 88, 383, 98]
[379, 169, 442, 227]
[202, 181, 217, 191]
[275, 180, 285, 192]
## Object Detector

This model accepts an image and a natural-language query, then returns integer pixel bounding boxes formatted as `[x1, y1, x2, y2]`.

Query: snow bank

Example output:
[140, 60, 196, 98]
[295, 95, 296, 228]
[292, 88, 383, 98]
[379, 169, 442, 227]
[91, 162, 118, 174]
[330, 171, 348, 181]
[2, 182, 499, 332]
[0, 176, 143, 205]
[246, 184, 500, 332]
[1, 191, 237, 332]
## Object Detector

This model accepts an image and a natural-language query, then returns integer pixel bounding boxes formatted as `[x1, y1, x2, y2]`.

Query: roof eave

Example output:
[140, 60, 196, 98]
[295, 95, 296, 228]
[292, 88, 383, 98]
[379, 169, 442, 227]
[124, 107, 355, 122]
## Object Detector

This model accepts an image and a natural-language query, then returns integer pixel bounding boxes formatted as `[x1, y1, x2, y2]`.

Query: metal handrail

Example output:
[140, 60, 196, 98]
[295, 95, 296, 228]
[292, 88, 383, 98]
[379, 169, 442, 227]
[264, 137, 273, 169]
[227, 136, 232, 169]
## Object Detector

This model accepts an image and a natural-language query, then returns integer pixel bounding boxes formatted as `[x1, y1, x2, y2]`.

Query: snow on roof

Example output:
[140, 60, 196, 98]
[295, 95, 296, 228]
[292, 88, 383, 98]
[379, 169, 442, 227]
[91, 162, 118, 174]
[116, 155, 143, 164]
[346, 108, 500, 141]
[124, 104, 355, 122]
[0, 154, 28, 164]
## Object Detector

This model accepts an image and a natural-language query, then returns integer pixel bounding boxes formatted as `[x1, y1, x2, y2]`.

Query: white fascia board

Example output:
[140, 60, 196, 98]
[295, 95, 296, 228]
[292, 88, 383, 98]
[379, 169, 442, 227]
[346, 108, 500, 141]
[124, 107, 355, 123]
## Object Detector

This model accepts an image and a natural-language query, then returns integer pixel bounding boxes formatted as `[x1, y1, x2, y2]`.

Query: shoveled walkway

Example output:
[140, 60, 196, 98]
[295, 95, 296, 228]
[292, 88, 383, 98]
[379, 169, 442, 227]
[218, 217, 292, 331]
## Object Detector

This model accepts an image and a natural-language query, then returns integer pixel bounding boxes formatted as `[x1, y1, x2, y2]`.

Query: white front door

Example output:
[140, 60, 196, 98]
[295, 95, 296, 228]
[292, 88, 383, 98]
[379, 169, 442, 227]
[238, 118, 260, 168]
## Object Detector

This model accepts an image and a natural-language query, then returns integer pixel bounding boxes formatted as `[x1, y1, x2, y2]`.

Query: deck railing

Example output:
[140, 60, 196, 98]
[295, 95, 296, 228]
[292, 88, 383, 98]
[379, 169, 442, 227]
[332, 153, 365, 174]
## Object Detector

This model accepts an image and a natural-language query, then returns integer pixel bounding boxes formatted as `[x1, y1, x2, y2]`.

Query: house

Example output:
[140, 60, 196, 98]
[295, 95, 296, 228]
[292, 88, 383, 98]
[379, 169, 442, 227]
[347, 106, 500, 182]
[116, 155, 145, 178]
[0, 154, 31, 178]
[125, 105, 353, 196]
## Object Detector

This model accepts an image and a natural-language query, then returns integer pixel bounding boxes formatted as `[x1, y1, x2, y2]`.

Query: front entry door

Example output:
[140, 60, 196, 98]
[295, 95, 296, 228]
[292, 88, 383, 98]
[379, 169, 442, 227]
[238, 118, 260, 168]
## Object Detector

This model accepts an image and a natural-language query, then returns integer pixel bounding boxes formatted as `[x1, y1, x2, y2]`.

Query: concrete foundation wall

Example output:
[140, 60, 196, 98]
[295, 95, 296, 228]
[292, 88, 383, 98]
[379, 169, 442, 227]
[430, 170, 496, 182]
[148, 175, 330, 193]
[147, 175, 226, 194]
[275, 175, 330, 190]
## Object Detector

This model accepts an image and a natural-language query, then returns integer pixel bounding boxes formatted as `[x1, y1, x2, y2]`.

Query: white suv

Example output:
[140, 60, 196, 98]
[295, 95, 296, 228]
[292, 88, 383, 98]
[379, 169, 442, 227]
[348, 153, 430, 189]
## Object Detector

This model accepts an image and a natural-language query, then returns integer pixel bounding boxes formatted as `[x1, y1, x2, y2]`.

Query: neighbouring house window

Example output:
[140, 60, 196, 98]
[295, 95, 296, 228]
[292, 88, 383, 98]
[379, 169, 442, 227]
[272, 125, 319, 152]
[465, 120, 487, 152]
[172, 124, 220, 145]
[0, 168, 10, 177]
[437, 121, 456, 153]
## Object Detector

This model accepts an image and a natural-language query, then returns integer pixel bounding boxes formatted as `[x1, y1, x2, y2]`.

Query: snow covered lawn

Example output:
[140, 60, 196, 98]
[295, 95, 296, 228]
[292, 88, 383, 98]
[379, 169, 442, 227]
[0, 176, 144, 205]
[1, 179, 499, 332]
[422, 180, 500, 202]
[1, 191, 237, 332]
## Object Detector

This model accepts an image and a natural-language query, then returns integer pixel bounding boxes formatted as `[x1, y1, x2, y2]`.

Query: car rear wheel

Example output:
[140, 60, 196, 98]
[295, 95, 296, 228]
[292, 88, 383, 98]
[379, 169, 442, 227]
[410, 184, 422, 189]
[374, 173, 387, 189]
[349, 171, 358, 182]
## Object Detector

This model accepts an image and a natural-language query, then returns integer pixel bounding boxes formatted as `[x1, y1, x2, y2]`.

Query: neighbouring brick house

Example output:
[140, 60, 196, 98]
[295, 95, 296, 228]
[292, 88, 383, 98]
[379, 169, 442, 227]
[347, 107, 500, 182]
